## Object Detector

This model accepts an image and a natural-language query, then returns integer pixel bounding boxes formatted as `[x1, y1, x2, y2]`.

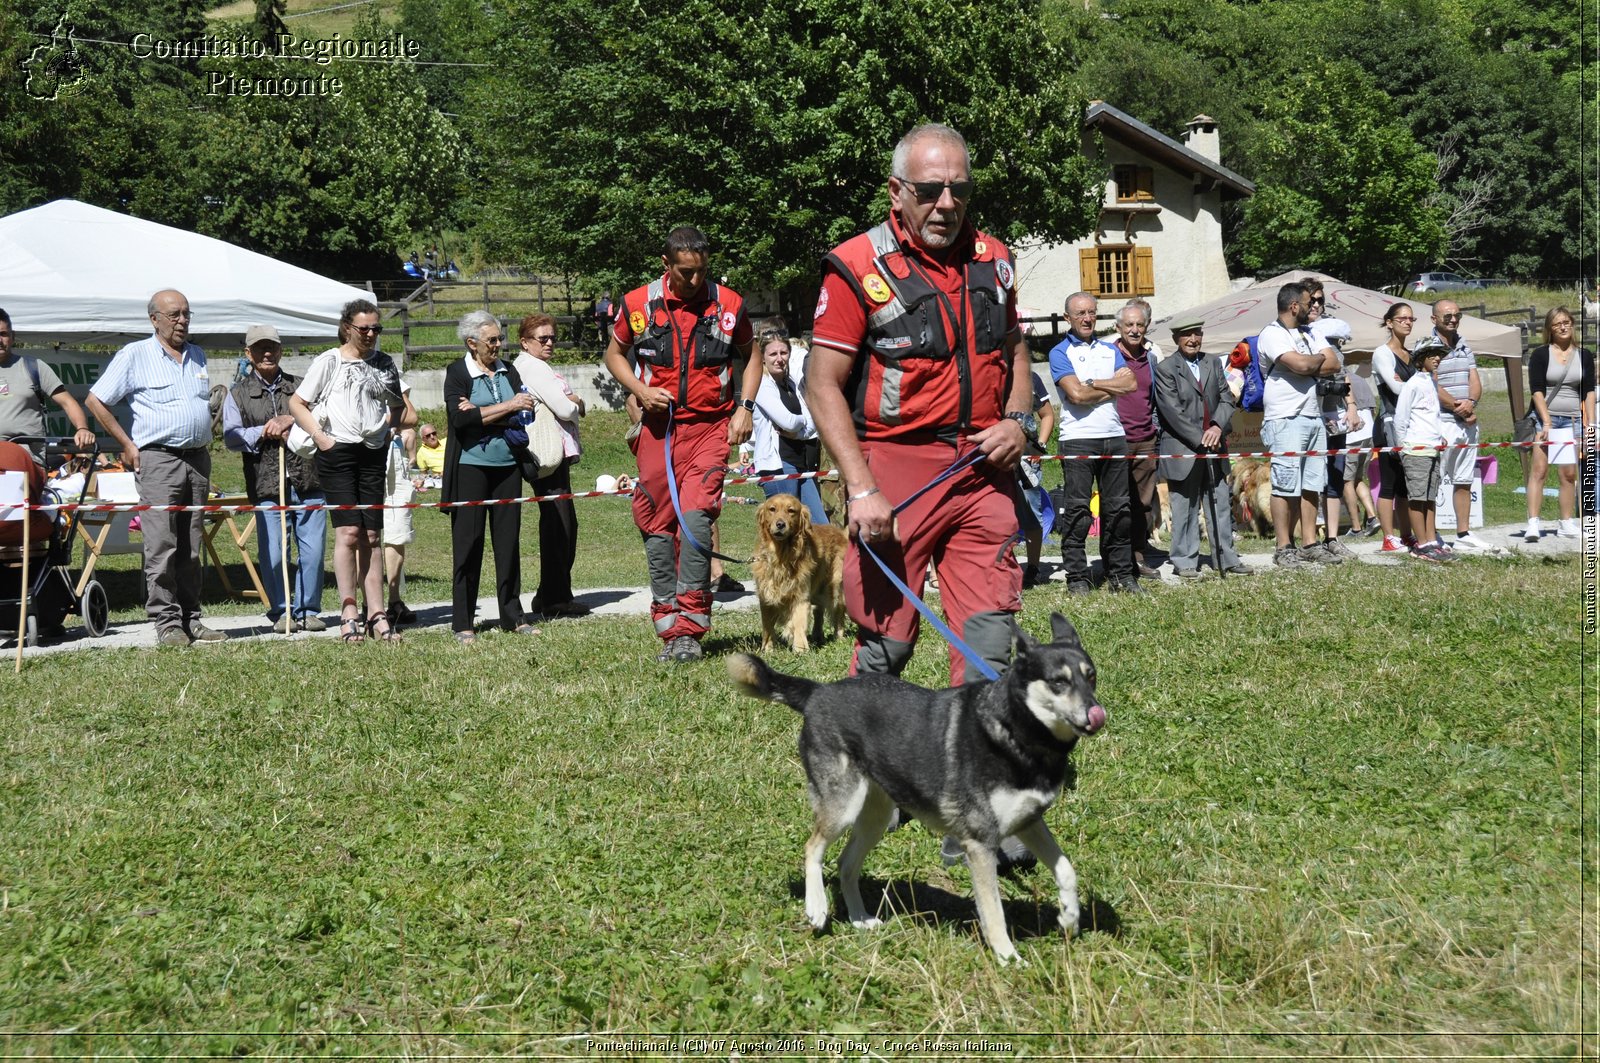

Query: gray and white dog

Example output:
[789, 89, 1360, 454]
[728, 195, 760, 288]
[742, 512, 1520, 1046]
[728, 612, 1107, 964]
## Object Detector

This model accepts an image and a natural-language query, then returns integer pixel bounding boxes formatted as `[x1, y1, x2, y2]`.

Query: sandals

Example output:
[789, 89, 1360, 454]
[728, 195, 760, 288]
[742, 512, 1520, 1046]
[339, 598, 364, 643]
[367, 612, 403, 643]
[454, 630, 477, 645]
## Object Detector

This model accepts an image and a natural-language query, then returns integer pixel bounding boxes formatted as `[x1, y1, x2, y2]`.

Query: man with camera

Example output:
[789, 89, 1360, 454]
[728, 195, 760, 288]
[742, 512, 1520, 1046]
[1429, 299, 1486, 552]
[1258, 282, 1342, 569]
[1302, 280, 1360, 561]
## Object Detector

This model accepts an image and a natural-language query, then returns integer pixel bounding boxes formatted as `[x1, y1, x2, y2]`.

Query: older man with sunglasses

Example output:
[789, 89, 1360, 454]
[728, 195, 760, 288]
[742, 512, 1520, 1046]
[807, 122, 1033, 687]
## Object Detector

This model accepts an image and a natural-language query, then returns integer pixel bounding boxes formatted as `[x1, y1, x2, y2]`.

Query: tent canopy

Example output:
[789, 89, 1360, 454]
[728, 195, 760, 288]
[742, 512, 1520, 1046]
[0, 200, 372, 347]
[1150, 269, 1523, 360]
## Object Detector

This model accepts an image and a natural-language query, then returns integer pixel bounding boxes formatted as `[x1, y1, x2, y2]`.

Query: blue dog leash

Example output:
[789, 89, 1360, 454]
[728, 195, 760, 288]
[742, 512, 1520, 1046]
[856, 446, 1002, 682]
[662, 402, 745, 564]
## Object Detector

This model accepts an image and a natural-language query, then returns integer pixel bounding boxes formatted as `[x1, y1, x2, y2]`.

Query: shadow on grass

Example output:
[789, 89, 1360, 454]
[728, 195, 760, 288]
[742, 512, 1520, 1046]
[788, 875, 1123, 940]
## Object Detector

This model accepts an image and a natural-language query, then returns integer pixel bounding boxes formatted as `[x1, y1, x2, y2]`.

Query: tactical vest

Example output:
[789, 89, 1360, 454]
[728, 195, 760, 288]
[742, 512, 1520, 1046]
[229, 371, 320, 504]
[824, 221, 1013, 440]
[624, 278, 740, 418]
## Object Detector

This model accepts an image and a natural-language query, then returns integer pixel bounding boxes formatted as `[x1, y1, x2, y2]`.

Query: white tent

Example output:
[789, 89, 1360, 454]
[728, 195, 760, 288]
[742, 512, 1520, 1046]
[0, 200, 372, 347]
[1150, 269, 1523, 361]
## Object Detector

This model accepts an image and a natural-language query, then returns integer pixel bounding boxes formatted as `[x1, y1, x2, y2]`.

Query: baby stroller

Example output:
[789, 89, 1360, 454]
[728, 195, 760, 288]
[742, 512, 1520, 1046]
[0, 436, 112, 647]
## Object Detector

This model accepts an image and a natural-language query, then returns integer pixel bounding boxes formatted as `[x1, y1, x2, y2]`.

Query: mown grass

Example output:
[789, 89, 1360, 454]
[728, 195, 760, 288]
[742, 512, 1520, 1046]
[0, 540, 1591, 1056]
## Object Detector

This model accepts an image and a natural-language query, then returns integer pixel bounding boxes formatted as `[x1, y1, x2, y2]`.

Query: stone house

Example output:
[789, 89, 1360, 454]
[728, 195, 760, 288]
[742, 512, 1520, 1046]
[1013, 102, 1255, 325]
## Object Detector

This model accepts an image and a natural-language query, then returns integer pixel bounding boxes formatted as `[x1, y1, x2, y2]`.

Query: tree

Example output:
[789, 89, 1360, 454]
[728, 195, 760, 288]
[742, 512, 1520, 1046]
[467, 0, 1104, 309]
[1233, 60, 1447, 284]
[252, 0, 288, 45]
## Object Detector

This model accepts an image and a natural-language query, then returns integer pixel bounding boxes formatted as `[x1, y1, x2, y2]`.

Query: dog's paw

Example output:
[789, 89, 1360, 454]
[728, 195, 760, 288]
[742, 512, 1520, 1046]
[849, 915, 882, 930]
[994, 946, 1028, 967]
[1058, 901, 1081, 938]
[805, 903, 830, 932]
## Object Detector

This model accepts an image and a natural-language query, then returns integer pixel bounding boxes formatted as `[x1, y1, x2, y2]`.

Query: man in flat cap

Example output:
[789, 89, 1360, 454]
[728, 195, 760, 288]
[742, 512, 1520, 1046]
[222, 325, 328, 632]
[1152, 318, 1248, 578]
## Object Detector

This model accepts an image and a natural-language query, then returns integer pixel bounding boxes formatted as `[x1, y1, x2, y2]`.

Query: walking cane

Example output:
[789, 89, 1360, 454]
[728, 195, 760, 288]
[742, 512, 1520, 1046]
[1201, 447, 1226, 580]
[14, 494, 31, 672]
[279, 446, 293, 636]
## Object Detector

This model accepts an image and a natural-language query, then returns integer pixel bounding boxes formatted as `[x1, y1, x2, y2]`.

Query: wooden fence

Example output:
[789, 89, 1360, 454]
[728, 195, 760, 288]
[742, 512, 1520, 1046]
[372, 278, 605, 364]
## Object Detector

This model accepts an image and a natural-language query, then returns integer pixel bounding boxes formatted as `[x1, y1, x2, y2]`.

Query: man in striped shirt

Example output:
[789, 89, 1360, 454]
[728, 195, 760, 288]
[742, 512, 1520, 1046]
[86, 289, 227, 647]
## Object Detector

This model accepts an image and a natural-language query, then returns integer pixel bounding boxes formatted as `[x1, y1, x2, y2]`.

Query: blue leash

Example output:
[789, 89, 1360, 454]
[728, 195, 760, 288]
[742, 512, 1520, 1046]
[662, 403, 744, 564]
[857, 447, 1001, 682]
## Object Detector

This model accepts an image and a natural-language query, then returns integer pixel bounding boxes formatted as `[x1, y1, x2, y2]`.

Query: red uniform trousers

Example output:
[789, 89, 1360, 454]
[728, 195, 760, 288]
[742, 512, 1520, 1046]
[629, 411, 727, 641]
[844, 436, 1023, 684]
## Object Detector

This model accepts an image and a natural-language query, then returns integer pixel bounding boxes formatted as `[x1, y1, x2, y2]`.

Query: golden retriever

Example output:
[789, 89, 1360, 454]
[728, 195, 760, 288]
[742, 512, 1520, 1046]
[751, 493, 848, 653]
[1229, 457, 1273, 537]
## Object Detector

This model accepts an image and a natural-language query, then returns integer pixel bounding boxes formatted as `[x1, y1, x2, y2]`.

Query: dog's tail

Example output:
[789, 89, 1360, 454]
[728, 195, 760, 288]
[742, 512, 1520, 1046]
[727, 653, 817, 712]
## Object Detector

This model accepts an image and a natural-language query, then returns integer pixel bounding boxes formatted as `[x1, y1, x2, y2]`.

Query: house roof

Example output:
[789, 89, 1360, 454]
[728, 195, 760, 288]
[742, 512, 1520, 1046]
[1084, 101, 1256, 200]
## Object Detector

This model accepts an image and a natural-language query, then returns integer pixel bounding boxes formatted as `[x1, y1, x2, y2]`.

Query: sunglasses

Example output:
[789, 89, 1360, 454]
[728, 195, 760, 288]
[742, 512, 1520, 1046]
[901, 179, 975, 204]
[1438, 314, 1462, 322]
[530, 334, 557, 344]
[352, 324, 383, 335]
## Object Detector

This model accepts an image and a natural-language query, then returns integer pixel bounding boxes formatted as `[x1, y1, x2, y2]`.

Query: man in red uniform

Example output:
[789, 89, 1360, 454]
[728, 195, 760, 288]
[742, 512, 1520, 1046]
[807, 123, 1034, 685]
[603, 226, 761, 662]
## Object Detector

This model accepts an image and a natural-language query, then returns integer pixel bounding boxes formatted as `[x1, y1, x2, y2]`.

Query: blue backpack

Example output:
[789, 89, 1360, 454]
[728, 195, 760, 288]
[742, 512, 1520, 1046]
[1232, 336, 1265, 413]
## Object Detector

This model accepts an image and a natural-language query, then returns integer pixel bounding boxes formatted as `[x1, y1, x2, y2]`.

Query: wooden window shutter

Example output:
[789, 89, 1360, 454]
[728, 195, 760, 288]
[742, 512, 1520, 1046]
[1079, 247, 1102, 296]
[1136, 166, 1155, 201]
[1134, 245, 1155, 295]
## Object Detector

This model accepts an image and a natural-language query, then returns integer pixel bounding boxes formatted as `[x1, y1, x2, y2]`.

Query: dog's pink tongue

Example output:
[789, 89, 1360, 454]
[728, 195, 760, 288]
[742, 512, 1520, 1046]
[1084, 704, 1108, 734]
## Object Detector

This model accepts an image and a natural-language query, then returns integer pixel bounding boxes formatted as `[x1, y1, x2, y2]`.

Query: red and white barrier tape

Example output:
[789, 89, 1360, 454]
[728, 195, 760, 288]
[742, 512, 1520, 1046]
[14, 439, 1570, 515]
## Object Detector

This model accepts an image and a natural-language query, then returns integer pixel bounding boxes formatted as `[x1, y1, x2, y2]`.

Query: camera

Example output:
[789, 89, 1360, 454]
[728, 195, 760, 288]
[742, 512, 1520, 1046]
[1316, 377, 1350, 397]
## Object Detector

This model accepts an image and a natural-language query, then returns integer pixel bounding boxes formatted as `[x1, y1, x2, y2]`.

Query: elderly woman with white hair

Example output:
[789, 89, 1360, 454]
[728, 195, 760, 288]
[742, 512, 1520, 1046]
[442, 310, 540, 643]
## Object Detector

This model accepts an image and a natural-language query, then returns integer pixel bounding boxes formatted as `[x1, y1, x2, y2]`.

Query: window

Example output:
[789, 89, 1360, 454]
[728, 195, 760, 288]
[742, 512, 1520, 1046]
[1079, 245, 1154, 298]
[1113, 165, 1155, 203]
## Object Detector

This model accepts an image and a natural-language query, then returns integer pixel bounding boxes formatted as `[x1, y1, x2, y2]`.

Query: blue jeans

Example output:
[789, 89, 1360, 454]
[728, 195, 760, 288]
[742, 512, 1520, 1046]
[256, 487, 328, 621]
[759, 461, 830, 523]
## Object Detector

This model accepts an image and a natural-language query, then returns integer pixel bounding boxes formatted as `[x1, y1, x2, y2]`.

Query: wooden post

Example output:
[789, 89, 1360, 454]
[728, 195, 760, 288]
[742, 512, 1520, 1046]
[279, 455, 293, 636]
[14, 500, 31, 672]
[537, 276, 545, 311]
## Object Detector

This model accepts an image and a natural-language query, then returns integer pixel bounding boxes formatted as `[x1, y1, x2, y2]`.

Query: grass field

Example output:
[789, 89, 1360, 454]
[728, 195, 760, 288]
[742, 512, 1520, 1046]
[1, 516, 1591, 1057]
[4, 408, 1596, 1057]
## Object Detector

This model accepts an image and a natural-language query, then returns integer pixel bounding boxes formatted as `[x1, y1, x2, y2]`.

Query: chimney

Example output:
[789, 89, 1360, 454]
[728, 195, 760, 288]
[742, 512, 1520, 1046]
[1184, 114, 1219, 163]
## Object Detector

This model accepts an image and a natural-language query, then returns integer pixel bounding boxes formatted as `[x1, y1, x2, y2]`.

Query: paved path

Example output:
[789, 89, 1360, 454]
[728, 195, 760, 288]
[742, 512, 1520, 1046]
[7, 522, 1583, 657]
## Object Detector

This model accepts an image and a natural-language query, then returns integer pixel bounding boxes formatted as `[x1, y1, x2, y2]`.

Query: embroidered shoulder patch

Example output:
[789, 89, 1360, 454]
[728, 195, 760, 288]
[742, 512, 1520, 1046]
[862, 273, 892, 305]
[720, 310, 738, 333]
[813, 288, 830, 318]
[995, 258, 1014, 289]
[629, 310, 646, 335]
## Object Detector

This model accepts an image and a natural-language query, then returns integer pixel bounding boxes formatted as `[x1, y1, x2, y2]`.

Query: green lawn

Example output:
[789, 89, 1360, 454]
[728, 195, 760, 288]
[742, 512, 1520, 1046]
[0, 540, 1589, 1056]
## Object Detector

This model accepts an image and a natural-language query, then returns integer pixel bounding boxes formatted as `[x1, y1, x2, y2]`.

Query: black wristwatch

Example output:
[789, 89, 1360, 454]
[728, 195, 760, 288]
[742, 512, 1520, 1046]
[1004, 411, 1038, 436]
[739, 399, 756, 412]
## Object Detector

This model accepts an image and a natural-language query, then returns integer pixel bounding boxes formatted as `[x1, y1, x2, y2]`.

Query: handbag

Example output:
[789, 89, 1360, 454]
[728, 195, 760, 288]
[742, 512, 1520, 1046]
[507, 387, 565, 484]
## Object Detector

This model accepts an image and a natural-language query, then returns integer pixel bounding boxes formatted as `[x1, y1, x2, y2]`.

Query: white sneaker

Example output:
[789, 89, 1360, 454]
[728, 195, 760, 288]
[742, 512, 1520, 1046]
[1558, 518, 1580, 539]
[1523, 518, 1542, 541]
[1452, 531, 1491, 553]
